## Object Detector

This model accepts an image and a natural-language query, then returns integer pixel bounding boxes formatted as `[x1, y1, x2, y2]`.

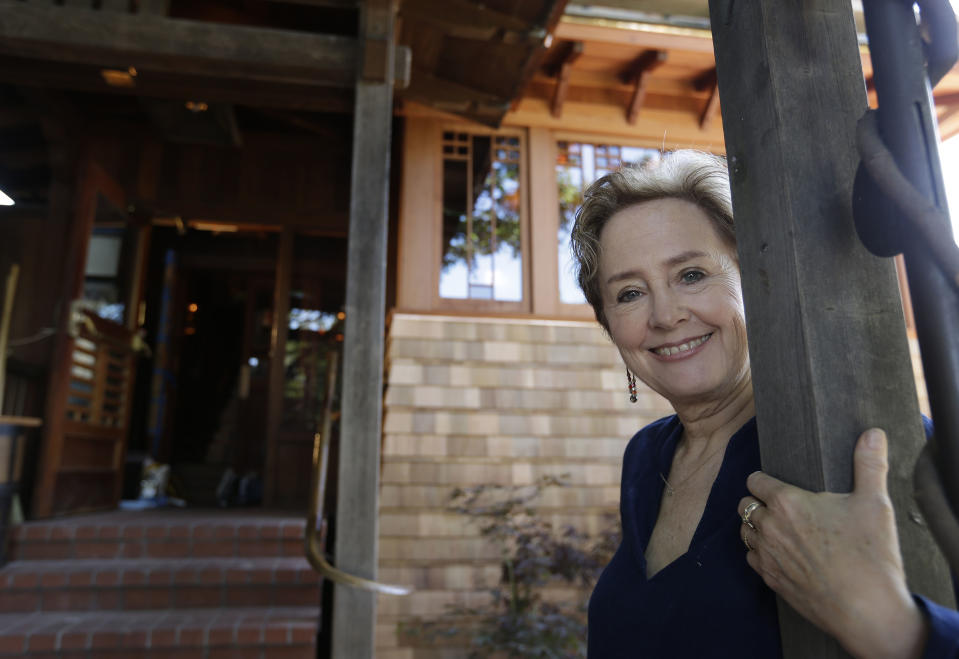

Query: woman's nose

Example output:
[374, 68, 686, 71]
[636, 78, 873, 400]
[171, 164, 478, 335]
[648, 290, 688, 329]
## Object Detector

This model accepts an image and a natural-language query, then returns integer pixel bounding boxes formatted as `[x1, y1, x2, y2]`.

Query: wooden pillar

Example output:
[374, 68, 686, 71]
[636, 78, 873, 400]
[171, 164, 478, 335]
[264, 226, 293, 506]
[707, 1, 954, 657]
[331, 0, 395, 656]
[528, 126, 560, 316]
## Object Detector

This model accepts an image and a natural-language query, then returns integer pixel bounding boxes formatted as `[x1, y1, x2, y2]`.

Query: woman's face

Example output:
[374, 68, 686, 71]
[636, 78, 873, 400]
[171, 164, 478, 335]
[598, 198, 750, 405]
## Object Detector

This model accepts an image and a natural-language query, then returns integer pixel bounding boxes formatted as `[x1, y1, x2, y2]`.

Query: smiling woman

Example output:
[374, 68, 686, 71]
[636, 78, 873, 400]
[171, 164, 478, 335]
[571, 150, 959, 659]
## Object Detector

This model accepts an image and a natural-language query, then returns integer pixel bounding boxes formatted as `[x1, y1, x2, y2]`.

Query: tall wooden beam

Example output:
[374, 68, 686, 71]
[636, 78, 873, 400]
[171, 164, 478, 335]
[708, 1, 953, 657]
[331, 0, 395, 656]
[550, 40, 583, 118]
[621, 49, 666, 125]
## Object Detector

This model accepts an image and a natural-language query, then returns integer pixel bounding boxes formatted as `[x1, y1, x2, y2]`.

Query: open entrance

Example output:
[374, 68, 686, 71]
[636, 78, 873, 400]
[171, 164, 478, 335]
[126, 226, 346, 510]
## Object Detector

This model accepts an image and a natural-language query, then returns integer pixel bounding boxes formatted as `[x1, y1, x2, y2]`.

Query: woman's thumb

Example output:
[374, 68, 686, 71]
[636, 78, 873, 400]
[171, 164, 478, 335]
[854, 428, 889, 496]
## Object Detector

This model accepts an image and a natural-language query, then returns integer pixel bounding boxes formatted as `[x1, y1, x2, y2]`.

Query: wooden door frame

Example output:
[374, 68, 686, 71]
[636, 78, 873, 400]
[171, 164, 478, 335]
[33, 157, 134, 517]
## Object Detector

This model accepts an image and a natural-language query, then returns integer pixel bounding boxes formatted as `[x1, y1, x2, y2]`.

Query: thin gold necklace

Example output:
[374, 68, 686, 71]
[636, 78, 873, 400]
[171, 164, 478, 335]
[659, 444, 727, 496]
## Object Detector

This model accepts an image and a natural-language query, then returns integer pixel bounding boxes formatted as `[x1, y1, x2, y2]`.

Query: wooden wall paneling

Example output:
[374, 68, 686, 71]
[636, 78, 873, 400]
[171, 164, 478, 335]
[708, 1, 953, 656]
[395, 117, 437, 311]
[527, 127, 559, 316]
[264, 226, 293, 505]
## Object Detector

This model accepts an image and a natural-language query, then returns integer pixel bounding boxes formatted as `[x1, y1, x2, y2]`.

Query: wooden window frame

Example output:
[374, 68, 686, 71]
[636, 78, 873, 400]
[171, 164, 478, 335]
[432, 124, 532, 314]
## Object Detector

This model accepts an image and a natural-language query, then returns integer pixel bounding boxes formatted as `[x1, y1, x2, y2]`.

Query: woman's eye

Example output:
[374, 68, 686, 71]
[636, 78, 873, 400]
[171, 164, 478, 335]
[617, 289, 643, 303]
[681, 270, 705, 284]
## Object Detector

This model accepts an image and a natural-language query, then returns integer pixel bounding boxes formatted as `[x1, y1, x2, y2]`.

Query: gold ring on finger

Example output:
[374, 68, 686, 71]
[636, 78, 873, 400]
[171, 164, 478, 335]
[742, 500, 762, 530]
[742, 525, 754, 552]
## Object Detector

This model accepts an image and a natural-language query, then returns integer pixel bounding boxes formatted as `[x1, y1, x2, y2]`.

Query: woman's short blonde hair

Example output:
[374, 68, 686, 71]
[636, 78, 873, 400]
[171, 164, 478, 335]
[570, 149, 734, 330]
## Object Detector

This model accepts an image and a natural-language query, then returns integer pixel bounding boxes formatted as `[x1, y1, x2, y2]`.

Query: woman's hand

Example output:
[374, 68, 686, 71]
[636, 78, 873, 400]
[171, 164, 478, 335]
[738, 428, 929, 659]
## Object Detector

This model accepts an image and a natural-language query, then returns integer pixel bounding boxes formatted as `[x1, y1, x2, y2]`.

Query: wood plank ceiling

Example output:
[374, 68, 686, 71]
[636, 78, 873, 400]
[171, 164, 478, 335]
[0, 0, 956, 211]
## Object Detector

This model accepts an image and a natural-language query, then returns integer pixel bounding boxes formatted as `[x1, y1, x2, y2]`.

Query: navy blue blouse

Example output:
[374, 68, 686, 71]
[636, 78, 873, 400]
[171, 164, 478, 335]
[587, 415, 780, 658]
[587, 415, 959, 658]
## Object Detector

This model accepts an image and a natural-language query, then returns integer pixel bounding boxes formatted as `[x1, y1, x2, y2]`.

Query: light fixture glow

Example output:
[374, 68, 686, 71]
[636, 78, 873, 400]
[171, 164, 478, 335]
[0, 188, 13, 206]
[101, 68, 137, 88]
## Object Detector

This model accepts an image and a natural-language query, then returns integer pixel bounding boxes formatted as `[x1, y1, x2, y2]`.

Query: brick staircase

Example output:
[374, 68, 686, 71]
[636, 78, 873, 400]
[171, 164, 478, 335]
[0, 510, 321, 658]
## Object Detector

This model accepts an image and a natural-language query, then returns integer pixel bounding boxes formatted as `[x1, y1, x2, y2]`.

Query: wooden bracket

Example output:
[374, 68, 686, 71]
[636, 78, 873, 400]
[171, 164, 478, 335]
[550, 40, 583, 118]
[622, 49, 667, 125]
[699, 78, 720, 130]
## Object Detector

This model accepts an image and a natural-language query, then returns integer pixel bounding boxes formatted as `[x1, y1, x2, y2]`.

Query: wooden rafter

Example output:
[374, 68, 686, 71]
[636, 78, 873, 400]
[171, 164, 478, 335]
[400, 0, 532, 42]
[0, 2, 390, 88]
[550, 40, 583, 118]
[621, 49, 667, 125]
[695, 68, 720, 130]
[699, 78, 720, 130]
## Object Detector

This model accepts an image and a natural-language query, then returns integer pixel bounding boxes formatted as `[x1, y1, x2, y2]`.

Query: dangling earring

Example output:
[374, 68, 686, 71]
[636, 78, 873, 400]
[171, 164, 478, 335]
[626, 369, 637, 403]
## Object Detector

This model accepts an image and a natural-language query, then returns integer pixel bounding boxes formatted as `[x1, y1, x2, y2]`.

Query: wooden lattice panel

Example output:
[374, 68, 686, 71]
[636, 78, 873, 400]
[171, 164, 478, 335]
[66, 336, 130, 428]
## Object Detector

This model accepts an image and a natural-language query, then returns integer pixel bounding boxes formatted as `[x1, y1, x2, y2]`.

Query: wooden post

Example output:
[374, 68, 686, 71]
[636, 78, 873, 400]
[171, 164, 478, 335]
[264, 226, 293, 506]
[331, 0, 395, 656]
[708, 1, 954, 657]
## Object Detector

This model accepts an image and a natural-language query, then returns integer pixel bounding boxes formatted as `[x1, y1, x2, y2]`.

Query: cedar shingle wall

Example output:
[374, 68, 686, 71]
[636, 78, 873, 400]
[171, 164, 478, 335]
[376, 313, 673, 658]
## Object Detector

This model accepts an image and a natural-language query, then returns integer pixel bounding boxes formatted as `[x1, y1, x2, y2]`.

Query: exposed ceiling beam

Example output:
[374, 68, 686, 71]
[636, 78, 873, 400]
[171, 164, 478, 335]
[693, 66, 720, 130]
[0, 2, 360, 87]
[0, 55, 357, 113]
[400, 0, 534, 42]
[622, 49, 667, 124]
[403, 68, 508, 117]
[699, 78, 720, 130]
[550, 40, 583, 118]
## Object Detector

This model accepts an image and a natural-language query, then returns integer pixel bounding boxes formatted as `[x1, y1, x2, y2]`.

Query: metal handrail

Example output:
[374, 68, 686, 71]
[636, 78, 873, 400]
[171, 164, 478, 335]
[304, 350, 412, 596]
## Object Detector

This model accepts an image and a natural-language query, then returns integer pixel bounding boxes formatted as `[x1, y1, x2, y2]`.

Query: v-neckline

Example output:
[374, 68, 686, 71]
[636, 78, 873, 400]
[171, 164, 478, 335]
[632, 416, 755, 582]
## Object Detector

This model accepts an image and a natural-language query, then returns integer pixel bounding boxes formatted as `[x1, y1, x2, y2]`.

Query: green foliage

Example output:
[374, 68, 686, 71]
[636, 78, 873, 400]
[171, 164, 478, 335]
[556, 168, 583, 239]
[401, 475, 620, 658]
[442, 160, 523, 271]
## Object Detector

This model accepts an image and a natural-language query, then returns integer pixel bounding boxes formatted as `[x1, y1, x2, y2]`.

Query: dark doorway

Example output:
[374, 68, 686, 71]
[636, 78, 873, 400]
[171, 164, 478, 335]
[126, 227, 347, 510]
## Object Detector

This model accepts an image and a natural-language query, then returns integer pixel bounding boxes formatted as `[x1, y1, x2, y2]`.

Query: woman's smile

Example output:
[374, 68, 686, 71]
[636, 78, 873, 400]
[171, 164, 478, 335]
[649, 332, 713, 359]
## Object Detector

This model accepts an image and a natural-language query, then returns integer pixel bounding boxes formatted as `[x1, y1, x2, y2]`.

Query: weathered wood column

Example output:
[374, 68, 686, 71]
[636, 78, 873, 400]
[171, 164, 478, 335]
[708, 1, 954, 657]
[331, 0, 395, 656]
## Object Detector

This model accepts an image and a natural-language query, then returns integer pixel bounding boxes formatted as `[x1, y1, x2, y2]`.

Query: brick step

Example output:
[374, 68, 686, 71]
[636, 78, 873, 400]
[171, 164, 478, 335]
[0, 557, 320, 613]
[10, 512, 305, 561]
[0, 606, 318, 658]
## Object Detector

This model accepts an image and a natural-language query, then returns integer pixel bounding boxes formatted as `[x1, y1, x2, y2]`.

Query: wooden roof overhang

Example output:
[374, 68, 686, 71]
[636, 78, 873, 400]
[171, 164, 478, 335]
[396, 0, 567, 127]
[507, 8, 959, 145]
[0, 0, 566, 121]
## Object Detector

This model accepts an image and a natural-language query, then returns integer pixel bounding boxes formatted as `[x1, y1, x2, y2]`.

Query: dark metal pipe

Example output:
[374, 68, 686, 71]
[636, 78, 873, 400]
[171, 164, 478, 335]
[860, 0, 959, 515]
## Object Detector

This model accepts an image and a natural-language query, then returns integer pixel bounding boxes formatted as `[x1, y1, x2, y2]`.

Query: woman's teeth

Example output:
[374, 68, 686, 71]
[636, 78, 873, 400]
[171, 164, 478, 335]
[653, 333, 711, 356]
